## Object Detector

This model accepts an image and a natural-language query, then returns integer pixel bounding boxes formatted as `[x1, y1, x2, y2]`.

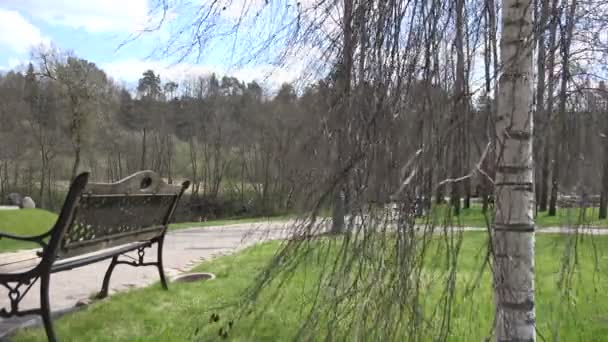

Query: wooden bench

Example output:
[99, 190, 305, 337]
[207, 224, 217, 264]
[0, 171, 189, 341]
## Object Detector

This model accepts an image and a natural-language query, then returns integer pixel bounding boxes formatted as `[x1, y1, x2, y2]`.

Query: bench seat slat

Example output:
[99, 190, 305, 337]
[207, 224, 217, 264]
[58, 226, 164, 258]
[82, 193, 180, 198]
[58, 229, 163, 259]
[52, 241, 150, 273]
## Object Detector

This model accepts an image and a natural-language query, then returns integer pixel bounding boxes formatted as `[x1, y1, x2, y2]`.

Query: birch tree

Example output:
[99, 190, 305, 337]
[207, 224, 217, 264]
[493, 0, 536, 339]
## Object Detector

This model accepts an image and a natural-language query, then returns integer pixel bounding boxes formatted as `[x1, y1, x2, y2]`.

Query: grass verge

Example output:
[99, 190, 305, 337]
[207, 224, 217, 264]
[13, 233, 608, 341]
[419, 204, 608, 228]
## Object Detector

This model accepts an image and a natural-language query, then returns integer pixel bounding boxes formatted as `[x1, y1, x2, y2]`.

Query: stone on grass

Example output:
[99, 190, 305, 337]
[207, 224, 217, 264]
[6, 193, 22, 206]
[21, 197, 36, 209]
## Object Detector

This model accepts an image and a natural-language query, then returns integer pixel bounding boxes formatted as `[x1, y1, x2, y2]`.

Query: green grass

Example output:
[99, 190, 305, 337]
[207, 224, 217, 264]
[419, 204, 608, 228]
[13, 233, 608, 341]
[0, 209, 58, 253]
[535, 207, 608, 227]
[0, 209, 290, 253]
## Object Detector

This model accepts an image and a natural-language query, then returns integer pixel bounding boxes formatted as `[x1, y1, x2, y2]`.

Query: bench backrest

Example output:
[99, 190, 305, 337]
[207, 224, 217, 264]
[50, 171, 189, 259]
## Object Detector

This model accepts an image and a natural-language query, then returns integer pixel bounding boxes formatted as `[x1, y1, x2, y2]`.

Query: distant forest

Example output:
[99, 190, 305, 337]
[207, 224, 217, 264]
[0, 47, 607, 220]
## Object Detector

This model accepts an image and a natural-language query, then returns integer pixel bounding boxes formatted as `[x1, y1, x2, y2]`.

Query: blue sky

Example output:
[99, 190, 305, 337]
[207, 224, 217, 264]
[0, 0, 306, 89]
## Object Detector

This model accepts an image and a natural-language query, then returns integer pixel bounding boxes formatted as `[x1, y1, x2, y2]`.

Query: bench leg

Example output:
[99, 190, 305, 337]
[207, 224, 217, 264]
[40, 274, 57, 342]
[157, 237, 168, 290]
[97, 256, 118, 299]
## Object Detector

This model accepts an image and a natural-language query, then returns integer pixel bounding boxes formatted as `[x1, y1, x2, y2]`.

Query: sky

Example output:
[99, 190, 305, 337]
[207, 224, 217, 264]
[0, 0, 306, 90]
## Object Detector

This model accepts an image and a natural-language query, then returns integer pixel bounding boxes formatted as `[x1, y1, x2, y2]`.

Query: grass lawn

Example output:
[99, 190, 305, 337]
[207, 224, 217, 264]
[0, 209, 58, 253]
[0, 209, 290, 253]
[420, 204, 608, 228]
[13, 233, 608, 341]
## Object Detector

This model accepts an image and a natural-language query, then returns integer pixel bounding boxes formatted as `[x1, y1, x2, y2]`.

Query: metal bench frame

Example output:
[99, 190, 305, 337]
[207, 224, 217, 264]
[0, 171, 189, 341]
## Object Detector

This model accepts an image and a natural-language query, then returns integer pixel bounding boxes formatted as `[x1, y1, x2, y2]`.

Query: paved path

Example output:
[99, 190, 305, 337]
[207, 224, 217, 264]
[0, 221, 294, 337]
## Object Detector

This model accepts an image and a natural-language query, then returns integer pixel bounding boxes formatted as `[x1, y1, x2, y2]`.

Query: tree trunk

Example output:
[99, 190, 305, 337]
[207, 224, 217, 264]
[539, 0, 559, 212]
[188, 137, 199, 197]
[119, 150, 124, 179]
[70, 147, 81, 182]
[549, 0, 577, 217]
[539, 143, 551, 211]
[481, 0, 494, 214]
[12, 161, 19, 188]
[599, 85, 608, 219]
[167, 135, 174, 184]
[493, 0, 536, 339]
[435, 146, 445, 204]
[463, 179, 471, 209]
[548, 136, 560, 216]
[536, 0, 549, 212]
[39, 146, 47, 209]
[599, 158, 608, 219]
[0, 161, 8, 199]
[27, 164, 34, 196]
[241, 147, 246, 203]
[140, 128, 147, 170]
[46, 167, 53, 210]
[331, 0, 354, 234]
[485, 0, 500, 213]
[451, 0, 466, 215]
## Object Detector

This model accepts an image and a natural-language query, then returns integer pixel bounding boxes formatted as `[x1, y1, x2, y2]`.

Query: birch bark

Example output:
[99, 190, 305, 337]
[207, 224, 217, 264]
[493, 0, 536, 339]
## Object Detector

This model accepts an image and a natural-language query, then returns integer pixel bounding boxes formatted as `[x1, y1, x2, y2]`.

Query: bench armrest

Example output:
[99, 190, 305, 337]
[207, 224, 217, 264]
[0, 230, 51, 245]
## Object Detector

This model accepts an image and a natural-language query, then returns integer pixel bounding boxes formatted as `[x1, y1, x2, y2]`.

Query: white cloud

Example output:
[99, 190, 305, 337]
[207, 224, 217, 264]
[0, 57, 31, 72]
[8, 57, 23, 69]
[0, 9, 49, 53]
[3, 0, 149, 33]
[232, 65, 298, 86]
[101, 59, 216, 84]
[101, 58, 304, 90]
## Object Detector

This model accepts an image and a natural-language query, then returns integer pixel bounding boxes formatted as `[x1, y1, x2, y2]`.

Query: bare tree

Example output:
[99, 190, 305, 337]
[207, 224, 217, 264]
[549, 0, 578, 216]
[539, 0, 560, 213]
[599, 81, 608, 219]
[37, 48, 108, 181]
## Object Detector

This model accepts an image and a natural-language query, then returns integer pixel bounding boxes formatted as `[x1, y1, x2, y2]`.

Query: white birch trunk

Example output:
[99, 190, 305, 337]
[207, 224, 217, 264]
[493, 0, 535, 340]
